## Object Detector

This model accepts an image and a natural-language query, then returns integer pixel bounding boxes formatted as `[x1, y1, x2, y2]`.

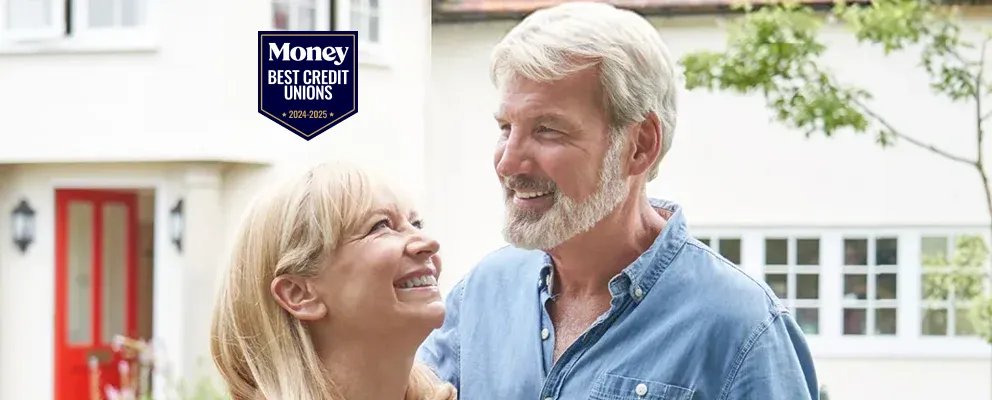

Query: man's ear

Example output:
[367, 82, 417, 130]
[626, 113, 662, 177]
[270, 275, 328, 321]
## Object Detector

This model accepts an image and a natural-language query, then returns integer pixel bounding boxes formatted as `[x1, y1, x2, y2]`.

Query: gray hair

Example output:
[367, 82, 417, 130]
[489, 2, 678, 180]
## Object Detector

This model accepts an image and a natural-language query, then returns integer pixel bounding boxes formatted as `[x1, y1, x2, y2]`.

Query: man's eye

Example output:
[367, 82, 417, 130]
[368, 219, 390, 235]
[411, 220, 425, 229]
[498, 124, 511, 138]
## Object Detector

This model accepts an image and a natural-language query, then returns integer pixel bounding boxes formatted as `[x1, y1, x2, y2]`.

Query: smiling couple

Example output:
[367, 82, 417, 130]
[209, 3, 820, 400]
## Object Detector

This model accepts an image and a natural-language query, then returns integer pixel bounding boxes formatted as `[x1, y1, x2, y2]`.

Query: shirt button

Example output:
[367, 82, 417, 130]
[634, 287, 644, 298]
[541, 328, 550, 340]
[635, 383, 648, 397]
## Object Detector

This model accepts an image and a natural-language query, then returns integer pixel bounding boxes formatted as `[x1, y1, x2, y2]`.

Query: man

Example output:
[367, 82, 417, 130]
[417, 3, 819, 399]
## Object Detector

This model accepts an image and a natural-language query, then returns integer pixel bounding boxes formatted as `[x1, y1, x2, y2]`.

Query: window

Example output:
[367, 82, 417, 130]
[77, 0, 144, 31]
[695, 236, 742, 265]
[763, 237, 821, 335]
[273, 0, 316, 30]
[841, 237, 899, 336]
[687, 228, 988, 358]
[2, 0, 147, 41]
[921, 235, 985, 337]
[349, 0, 379, 45]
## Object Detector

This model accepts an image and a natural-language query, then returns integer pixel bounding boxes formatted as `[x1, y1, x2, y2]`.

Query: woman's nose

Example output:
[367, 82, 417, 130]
[407, 230, 440, 260]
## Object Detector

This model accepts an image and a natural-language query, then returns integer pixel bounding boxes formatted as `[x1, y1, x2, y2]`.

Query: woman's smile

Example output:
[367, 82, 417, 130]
[394, 261, 442, 302]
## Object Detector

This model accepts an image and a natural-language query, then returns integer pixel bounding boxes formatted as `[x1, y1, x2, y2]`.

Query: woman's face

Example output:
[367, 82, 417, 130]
[312, 189, 445, 339]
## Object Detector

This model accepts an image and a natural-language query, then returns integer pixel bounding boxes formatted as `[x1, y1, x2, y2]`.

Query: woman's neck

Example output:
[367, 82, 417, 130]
[321, 335, 418, 400]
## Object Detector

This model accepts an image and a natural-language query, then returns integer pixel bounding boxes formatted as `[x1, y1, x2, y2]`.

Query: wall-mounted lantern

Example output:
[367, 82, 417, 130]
[169, 199, 184, 253]
[11, 199, 36, 254]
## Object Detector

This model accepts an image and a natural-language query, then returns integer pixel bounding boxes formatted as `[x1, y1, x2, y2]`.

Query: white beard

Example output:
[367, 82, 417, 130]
[501, 136, 629, 250]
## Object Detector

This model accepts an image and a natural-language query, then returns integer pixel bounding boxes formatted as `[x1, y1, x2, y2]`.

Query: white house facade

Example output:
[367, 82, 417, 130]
[0, 0, 431, 399]
[428, 1, 992, 399]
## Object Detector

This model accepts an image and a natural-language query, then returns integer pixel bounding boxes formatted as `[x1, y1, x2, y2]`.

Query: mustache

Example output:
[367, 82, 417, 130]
[502, 175, 557, 192]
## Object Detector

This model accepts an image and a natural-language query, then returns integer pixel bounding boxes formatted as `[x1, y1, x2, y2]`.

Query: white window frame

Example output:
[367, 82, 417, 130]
[920, 232, 990, 338]
[693, 235, 742, 265]
[761, 236, 823, 336]
[840, 235, 900, 336]
[337, 0, 387, 66]
[1, 0, 66, 41]
[689, 226, 990, 359]
[0, 0, 158, 54]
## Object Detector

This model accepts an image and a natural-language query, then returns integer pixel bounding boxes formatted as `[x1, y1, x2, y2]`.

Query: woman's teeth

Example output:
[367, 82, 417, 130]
[398, 274, 438, 289]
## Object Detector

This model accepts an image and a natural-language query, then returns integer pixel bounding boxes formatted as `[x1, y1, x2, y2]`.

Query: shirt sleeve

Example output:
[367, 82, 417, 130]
[720, 311, 820, 400]
[416, 278, 466, 391]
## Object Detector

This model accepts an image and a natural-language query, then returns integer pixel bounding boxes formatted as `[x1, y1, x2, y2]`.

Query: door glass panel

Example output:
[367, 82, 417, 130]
[68, 201, 93, 345]
[102, 202, 128, 344]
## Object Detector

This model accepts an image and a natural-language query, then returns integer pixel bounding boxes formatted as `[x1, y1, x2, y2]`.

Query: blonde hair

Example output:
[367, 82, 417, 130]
[210, 161, 456, 400]
[490, 1, 678, 180]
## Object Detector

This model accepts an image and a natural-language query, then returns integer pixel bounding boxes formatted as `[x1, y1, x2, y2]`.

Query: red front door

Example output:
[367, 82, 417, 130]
[55, 189, 139, 400]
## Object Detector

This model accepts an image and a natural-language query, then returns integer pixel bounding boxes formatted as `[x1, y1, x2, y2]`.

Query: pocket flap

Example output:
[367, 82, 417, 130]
[590, 373, 695, 400]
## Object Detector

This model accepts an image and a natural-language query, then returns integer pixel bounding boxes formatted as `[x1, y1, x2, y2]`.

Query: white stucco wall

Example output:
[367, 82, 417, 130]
[0, 0, 431, 397]
[0, 0, 431, 168]
[428, 14, 992, 400]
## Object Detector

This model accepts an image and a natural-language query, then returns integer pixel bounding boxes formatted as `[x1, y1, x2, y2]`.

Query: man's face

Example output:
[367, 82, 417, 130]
[493, 68, 630, 250]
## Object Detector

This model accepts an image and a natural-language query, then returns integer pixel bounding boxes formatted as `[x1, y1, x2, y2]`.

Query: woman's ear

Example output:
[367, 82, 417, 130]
[270, 275, 328, 321]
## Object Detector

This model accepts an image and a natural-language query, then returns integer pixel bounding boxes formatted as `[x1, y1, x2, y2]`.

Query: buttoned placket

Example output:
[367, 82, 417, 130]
[538, 268, 556, 377]
[536, 269, 637, 400]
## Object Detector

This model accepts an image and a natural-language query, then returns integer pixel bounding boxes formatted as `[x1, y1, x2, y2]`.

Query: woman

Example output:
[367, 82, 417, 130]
[210, 161, 457, 400]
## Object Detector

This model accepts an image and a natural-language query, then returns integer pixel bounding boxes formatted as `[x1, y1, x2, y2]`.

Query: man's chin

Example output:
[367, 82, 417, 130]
[504, 222, 558, 250]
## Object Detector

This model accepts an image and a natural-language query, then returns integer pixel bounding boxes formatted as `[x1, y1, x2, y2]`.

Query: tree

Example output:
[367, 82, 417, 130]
[678, 0, 992, 344]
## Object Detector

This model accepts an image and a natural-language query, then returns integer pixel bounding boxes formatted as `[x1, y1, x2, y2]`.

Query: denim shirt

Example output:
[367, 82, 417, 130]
[417, 199, 819, 400]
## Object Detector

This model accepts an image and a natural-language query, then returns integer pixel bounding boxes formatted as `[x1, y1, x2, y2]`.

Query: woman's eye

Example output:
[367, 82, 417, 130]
[368, 219, 390, 235]
[411, 220, 424, 229]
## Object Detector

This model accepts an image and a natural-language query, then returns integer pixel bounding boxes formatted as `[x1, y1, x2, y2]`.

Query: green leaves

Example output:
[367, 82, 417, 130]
[679, 0, 992, 345]
[922, 235, 988, 302]
[969, 294, 992, 344]
[836, 0, 935, 53]
[680, 1, 875, 142]
[678, 0, 987, 145]
[921, 236, 992, 345]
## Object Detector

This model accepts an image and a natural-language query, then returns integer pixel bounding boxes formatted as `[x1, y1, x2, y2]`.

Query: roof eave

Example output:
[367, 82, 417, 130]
[432, 1, 867, 24]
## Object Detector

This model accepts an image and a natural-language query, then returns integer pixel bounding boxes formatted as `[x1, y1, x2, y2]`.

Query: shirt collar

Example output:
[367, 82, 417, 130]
[538, 198, 689, 302]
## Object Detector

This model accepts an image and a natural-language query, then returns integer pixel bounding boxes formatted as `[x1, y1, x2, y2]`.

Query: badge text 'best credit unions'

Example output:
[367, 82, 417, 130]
[266, 43, 352, 103]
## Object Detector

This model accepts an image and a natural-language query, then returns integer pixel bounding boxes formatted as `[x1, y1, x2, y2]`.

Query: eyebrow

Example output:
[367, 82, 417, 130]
[494, 112, 579, 131]
[369, 206, 421, 223]
[536, 114, 576, 128]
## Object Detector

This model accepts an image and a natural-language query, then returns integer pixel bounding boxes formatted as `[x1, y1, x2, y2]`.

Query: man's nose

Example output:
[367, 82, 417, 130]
[495, 131, 531, 178]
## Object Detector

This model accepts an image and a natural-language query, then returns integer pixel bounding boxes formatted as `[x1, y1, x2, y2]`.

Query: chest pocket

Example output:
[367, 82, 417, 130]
[589, 373, 696, 400]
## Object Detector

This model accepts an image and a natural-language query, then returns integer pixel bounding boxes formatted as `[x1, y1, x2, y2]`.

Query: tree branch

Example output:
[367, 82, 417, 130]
[981, 109, 992, 122]
[976, 38, 987, 168]
[850, 97, 978, 167]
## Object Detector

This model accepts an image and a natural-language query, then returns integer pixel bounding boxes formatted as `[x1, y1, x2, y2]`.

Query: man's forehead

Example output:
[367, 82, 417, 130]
[494, 90, 569, 119]
[496, 77, 600, 118]
[494, 106, 570, 122]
